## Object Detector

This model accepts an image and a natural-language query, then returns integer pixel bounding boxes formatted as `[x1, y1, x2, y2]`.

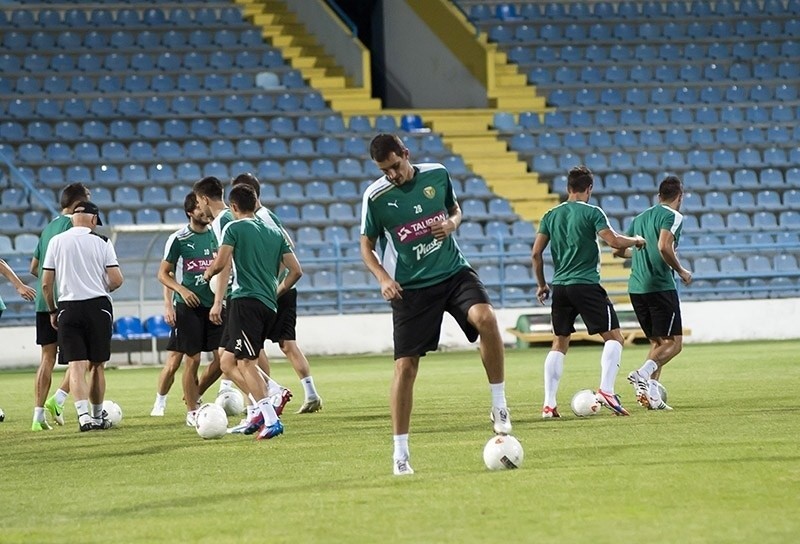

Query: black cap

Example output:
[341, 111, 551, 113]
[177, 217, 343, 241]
[73, 201, 103, 225]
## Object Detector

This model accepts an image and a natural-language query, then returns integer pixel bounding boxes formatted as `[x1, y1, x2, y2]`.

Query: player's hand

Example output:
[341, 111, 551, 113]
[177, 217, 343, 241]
[209, 301, 223, 325]
[17, 284, 35, 301]
[49, 312, 58, 330]
[181, 289, 201, 308]
[380, 278, 403, 301]
[164, 305, 176, 327]
[430, 218, 455, 241]
[679, 268, 693, 286]
[633, 236, 646, 249]
[536, 285, 550, 305]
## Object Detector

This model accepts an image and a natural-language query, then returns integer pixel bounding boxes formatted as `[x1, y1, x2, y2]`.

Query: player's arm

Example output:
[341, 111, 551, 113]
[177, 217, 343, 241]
[0, 259, 35, 301]
[430, 203, 462, 241]
[658, 229, 693, 285]
[42, 268, 56, 313]
[105, 265, 123, 292]
[612, 247, 632, 259]
[531, 233, 551, 305]
[162, 281, 176, 327]
[277, 251, 302, 298]
[598, 228, 646, 250]
[157, 260, 199, 308]
[29, 256, 39, 277]
[204, 244, 231, 279]
[360, 234, 402, 301]
[203, 246, 231, 325]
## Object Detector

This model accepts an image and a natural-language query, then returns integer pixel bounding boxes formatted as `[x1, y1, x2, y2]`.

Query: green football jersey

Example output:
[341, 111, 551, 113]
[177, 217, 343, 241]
[0, 295, 6, 311]
[211, 208, 234, 297]
[163, 225, 218, 307]
[221, 218, 292, 311]
[255, 206, 292, 286]
[33, 215, 72, 312]
[361, 164, 469, 289]
[626, 204, 683, 294]
[538, 201, 611, 285]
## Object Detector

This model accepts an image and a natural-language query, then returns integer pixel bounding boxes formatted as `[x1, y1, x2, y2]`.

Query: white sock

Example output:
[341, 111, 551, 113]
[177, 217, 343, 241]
[246, 404, 256, 419]
[648, 379, 661, 401]
[91, 403, 104, 419]
[33, 407, 45, 423]
[489, 382, 507, 409]
[600, 340, 623, 394]
[155, 393, 167, 407]
[257, 397, 279, 426]
[393, 434, 410, 461]
[75, 400, 91, 425]
[638, 359, 658, 379]
[219, 379, 233, 391]
[301, 376, 318, 400]
[543, 351, 565, 408]
[266, 377, 282, 397]
[55, 388, 68, 405]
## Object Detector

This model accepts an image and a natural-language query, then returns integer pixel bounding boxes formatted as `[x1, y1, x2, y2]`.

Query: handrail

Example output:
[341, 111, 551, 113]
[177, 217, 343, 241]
[321, 0, 357, 36]
[0, 147, 59, 217]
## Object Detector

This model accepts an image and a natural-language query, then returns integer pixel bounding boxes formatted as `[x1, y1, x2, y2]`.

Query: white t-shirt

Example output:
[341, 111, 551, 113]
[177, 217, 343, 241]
[42, 226, 119, 302]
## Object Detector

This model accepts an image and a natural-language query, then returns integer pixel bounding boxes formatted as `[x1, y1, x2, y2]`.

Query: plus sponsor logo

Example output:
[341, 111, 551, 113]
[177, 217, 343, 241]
[394, 211, 446, 244]
[412, 238, 442, 260]
[184, 257, 214, 273]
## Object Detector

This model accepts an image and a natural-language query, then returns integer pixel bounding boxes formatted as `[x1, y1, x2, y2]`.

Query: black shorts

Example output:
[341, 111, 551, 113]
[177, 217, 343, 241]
[36, 311, 58, 345]
[267, 288, 297, 343]
[551, 284, 620, 336]
[56, 297, 113, 364]
[218, 298, 230, 350]
[224, 298, 276, 360]
[391, 268, 491, 360]
[166, 303, 224, 356]
[630, 290, 683, 338]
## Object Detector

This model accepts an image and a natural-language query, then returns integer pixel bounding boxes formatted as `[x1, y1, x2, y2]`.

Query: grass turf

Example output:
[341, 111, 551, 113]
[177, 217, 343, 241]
[0, 340, 798, 543]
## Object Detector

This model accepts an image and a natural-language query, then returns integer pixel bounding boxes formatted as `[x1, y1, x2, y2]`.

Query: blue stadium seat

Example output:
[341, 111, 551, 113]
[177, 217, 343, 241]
[753, 211, 778, 230]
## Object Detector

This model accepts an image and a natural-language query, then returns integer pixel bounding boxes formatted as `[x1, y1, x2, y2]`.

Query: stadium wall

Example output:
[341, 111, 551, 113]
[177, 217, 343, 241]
[0, 298, 797, 368]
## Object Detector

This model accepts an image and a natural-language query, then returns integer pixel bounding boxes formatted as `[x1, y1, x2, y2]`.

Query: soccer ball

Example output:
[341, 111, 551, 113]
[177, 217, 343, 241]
[571, 389, 601, 417]
[215, 388, 245, 416]
[195, 403, 228, 439]
[208, 274, 219, 295]
[651, 380, 668, 403]
[483, 434, 524, 470]
[102, 400, 123, 426]
[0, 407, 5, 422]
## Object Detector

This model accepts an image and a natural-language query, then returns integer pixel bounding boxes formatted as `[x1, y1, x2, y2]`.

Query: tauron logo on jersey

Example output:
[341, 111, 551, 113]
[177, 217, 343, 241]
[423, 186, 435, 199]
[394, 211, 446, 243]
[184, 257, 214, 272]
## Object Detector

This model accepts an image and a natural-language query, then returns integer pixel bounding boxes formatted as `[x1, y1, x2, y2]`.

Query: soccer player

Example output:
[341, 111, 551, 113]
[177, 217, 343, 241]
[361, 133, 511, 476]
[0, 258, 36, 316]
[532, 165, 646, 418]
[151, 192, 224, 425]
[613, 175, 692, 411]
[41, 201, 124, 432]
[29, 182, 90, 431]
[193, 177, 292, 425]
[231, 173, 322, 413]
[203, 184, 302, 440]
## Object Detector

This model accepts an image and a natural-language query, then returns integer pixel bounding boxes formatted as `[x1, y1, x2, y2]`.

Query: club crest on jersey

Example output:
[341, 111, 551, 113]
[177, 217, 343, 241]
[423, 186, 435, 199]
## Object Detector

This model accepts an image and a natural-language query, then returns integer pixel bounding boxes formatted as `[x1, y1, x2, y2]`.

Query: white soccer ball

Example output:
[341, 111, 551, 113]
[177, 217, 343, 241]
[215, 388, 245, 416]
[0, 407, 5, 422]
[651, 380, 668, 403]
[208, 274, 218, 294]
[571, 389, 601, 417]
[102, 400, 123, 426]
[195, 403, 228, 439]
[483, 434, 524, 470]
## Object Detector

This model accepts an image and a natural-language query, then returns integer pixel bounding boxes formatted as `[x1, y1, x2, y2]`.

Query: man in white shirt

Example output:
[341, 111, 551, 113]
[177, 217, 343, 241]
[42, 202, 124, 432]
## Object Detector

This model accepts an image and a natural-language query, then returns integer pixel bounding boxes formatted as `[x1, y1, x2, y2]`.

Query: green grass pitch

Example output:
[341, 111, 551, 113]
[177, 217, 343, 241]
[0, 340, 798, 543]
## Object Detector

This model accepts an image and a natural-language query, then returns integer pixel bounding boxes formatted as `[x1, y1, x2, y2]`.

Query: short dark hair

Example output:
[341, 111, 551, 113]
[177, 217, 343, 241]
[193, 176, 223, 200]
[183, 192, 198, 219]
[369, 133, 405, 162]
[229, 184, 257, 213]
[567, 165, 593, 193]
[231, 172, 260, 198]
[658, 175, 683, 201]
[60, 183, 90, 209]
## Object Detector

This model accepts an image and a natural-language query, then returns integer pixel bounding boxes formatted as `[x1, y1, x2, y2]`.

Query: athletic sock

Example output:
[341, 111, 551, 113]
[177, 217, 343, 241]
[266, 377, 282, 397]
[246, 404, 256, 421]
[489, 382, 507, 409]
[256, 397, 279, 426]
[75, 400, 91, 425]
[33, 407, 45, 423]
[638, 359, 658, 379]
[301, 376, 318, 400]
[155, 393, 167, 407]
[647, 379, 661, 401]
[393, 434, 410, 461]
[54, 388, 68, 405]
[543, 351, 565, 408]
[600, 340, 623, 394]
[219, 379, 233, 391]
[91, 403, 103, 419]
